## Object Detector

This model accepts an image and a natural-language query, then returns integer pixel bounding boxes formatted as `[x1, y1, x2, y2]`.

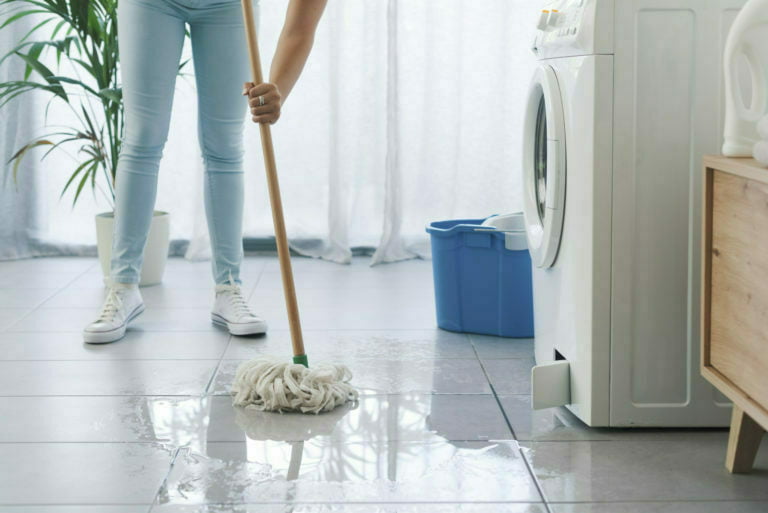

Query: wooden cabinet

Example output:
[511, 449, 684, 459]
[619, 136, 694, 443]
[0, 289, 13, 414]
[702, 155, 768, 473]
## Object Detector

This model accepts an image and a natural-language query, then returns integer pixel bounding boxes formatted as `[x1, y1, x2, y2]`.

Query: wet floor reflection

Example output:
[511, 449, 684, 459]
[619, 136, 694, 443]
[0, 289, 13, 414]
[137, 392, 536, 506]
[156, 440, 535, 504]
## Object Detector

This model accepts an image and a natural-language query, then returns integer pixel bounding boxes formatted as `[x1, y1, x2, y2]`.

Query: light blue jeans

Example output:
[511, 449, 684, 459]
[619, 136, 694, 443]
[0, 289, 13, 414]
[111, 0, 256, 285]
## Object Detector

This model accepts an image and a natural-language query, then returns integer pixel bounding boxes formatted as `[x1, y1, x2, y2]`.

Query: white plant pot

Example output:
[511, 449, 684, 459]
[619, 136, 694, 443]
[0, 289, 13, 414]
[95, 210, 170, 287]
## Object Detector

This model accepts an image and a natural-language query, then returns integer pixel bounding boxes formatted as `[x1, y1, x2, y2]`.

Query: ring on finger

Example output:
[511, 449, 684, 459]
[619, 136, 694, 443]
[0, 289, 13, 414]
[258, 95, 265, 107]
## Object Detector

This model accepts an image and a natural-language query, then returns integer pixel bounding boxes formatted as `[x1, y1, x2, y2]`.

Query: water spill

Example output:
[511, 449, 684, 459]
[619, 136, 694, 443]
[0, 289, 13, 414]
[156, 439, 535, 505]
[127, 392, 534, 506]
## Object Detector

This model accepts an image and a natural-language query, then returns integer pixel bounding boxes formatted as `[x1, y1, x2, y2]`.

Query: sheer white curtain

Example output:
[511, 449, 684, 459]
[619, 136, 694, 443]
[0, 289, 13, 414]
[0, 0, 538, 264]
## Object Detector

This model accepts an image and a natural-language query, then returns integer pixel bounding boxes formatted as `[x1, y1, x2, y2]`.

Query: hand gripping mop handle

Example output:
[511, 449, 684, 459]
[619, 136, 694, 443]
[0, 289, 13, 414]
[241, 0, 307, 367]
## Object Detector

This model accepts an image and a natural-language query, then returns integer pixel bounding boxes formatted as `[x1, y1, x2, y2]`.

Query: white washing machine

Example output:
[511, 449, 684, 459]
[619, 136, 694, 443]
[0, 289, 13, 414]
[523, 0, 746, 427]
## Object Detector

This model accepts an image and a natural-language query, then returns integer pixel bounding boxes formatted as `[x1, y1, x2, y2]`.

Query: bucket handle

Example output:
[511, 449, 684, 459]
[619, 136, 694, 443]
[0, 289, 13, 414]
[473, 228, 525, 234]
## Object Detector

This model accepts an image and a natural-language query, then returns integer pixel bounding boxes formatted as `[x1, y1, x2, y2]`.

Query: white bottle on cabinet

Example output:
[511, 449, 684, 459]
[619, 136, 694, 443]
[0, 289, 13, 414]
[723, 0, 768, 156]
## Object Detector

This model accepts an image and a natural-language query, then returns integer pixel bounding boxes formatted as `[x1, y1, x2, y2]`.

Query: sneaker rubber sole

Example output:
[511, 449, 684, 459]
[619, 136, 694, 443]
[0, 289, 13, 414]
[211, 312, 268, 336]
[83, 303, 145, 344]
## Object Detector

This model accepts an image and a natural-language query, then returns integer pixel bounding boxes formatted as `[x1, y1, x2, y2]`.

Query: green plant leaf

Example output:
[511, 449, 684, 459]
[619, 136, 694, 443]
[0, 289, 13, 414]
[17, 16, 53, 45]
[6, 139, 53, 185]
[50, 18, 68, 39]
[23, 42, 45, 80]
[0, 36, 76, 69]
[72, 160, 97, 207]
[69, 57, 95, 76]
[41, 133, 91, 160]
[0, 81, 70, 110]
[0, 9, 47, 30]
[60, 157, 94, 200]
[97, 87, 121, 104]
[13, 51, 68, 101]
[50, 75, 98, 95]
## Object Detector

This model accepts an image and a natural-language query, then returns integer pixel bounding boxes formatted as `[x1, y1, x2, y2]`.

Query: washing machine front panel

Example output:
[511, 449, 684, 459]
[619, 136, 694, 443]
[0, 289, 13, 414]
[523, 65, 567, 269]
[530, 54, 614, 427]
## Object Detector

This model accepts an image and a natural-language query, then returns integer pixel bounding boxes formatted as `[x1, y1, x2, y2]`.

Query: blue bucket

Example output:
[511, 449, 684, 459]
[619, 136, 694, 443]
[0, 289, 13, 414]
[426, 213, 534, 338]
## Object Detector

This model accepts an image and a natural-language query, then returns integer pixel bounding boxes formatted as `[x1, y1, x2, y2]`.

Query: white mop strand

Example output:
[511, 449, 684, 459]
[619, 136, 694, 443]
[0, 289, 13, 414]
[230, 358, 359, 414]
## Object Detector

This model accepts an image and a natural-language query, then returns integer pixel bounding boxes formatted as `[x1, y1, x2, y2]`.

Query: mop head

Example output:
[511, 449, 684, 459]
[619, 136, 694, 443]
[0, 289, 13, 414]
[230, 358, 358, 414]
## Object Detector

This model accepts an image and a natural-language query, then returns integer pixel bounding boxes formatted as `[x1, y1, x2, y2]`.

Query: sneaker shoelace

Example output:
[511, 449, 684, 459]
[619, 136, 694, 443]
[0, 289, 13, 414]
[97, 288, 124, 323]
[218, 271, 256, 319]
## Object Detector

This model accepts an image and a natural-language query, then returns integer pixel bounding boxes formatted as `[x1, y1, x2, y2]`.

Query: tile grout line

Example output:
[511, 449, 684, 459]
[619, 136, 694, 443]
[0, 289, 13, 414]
[519, 444, 553, 513]
[468, 334, 519, 440]
[247, 256, 269, 302]
[469, 333, 553, 513]
[2, 263, 98, 331]
[30, 261, 102, 309]
[147, 445, 184, 512]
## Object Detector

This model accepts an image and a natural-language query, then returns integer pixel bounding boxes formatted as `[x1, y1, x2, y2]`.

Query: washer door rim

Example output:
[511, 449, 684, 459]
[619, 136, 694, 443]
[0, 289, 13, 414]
[522, 64, 566, 269]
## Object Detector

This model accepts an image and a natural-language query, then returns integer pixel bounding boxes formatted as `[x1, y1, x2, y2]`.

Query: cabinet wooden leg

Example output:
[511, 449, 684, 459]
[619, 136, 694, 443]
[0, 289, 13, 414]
[726, 405, 765, 473]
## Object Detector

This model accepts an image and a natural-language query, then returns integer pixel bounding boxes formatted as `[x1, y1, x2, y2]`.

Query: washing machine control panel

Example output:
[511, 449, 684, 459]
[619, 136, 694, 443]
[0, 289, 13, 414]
[532, 0, 613, 59]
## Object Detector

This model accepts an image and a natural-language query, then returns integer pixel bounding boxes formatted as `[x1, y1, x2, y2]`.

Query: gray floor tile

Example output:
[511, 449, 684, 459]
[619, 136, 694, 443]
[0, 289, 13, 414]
[0, 396, 202, 442]
[164, 257, 266, 274]
[0, 360, 218, 396]
[0, 288, 59, 308]
[261, 256, 431, 274]
[66, 268, 258, 291]
[549, 503, 768, 513]
[0, 308, 33, 331]
[0, 256, 96, 274]
[130, 308, 227, 332]
[207, 393, 512, 443]
[63, 271, 122, 289]
[0, 393, 509, 446]
[252, 304, 437, 330]
[140, 287, 221, 309]
[37, 286, 112, 308]
[499, 395, 730, 442]
[522, 439, 768, 502]
[212, 358, 492, 396]
[0, 442, 172, 504]
[470, 334, 534, 359]
[6, 307, 111, 332]
[0, 271, 82, 289]
[152, 504, 546, 512]
[482, 358, 534, 394]
[40, 285, 220, 309]
[249, 286, 435, 310]
[0, 507, 148, 513]
[160, 272, 260, 292]
[0, 331, 230, 360]
[254, 268, 434, 290]
[339, 358, 492, 394]
[224, 329, 474, 360]
[154, 440, 541, 505]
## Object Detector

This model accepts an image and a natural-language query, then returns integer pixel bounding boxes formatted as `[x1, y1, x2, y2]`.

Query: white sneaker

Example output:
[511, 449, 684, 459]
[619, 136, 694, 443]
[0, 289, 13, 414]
[211, 273, 267, 336]
[83, 282, 145, 344]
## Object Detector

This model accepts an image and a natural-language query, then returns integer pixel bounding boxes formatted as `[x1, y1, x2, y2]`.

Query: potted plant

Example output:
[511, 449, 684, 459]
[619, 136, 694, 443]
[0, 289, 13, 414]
[0, 0, 186, 286]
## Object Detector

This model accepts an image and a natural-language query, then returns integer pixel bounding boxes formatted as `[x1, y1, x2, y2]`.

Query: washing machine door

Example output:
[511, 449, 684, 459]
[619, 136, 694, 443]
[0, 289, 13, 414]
[522, 64, 566, 269]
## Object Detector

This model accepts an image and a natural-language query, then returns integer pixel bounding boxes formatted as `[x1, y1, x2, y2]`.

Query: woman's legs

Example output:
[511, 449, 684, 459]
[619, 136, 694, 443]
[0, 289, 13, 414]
[110, 0, 187, 284]
[188, 1, 254, 286]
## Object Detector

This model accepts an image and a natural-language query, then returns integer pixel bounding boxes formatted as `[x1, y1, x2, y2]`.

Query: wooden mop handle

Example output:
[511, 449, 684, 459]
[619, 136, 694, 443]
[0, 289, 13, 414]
[241, 0, 306, 363]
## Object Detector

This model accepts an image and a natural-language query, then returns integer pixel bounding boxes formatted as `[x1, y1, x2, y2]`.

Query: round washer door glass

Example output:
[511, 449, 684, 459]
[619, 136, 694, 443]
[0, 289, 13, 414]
[522, 64, 566, 269]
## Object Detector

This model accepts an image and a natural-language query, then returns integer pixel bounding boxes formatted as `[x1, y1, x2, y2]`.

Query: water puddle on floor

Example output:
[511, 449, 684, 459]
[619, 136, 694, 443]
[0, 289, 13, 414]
[129, 394, 538, 506]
